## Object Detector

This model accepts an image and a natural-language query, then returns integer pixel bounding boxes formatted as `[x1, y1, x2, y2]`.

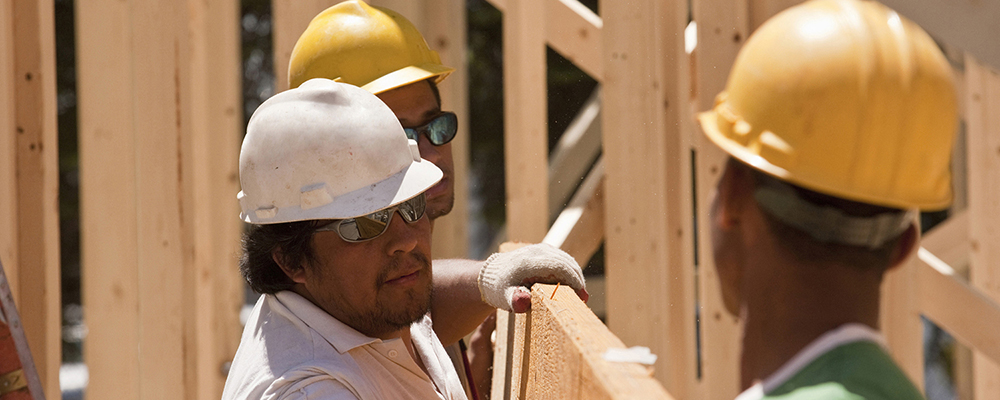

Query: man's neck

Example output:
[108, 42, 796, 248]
[739, 251, 882, 390]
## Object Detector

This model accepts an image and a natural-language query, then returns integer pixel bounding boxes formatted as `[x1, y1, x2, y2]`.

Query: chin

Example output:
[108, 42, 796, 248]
[426, 195, 455, 220]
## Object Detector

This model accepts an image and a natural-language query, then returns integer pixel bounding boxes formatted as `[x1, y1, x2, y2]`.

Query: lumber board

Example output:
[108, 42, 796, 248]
[525, 284, 674, 400]
[271, 0, 334, 92]
[965, 53, 1000, 400]
[920, 209, 970, 271]
[419, 0, 470, 259]
[691, 0, 746, 397]
[879, 249, 924, 389]
[916, 249, 1000, 367]
[0, 0, 18, 311]
[77, 0, 142, 396]
[548, 88, 601, 221]
[543, 158, 604, 267]
[748, 0, 804, 32]
[186, 0, 244, 398]
[879, 0, 1000, 71]
[601, 0, 698, 396]
[545, 0, 603, 80]
[6, 0, 62, 395]
[503, 0, 549, 242]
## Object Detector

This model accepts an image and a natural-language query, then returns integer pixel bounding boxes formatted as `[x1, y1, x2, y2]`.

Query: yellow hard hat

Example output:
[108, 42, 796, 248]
[698, 0, 957, 211]
[288, 0, 454, 93]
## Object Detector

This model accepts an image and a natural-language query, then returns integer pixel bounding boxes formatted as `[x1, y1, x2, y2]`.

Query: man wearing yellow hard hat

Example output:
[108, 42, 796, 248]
[283, 1, 588, 398]
[699, 0, 956, 399]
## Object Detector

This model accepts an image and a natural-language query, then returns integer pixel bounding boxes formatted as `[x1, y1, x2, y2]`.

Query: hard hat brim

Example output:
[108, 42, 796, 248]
[363, 63, 455, 95]
[241, 157, 443, 224]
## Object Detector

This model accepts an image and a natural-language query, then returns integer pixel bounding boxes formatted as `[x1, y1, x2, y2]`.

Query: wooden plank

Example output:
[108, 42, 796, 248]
[186, 0, 244, 398]
[748, 0, 803, 32]
[692, 0, 747, 397]
[545, 0, 603, 81]
[8, 1, 61, 395]
[543, 158, 604, 266]
[271, 0, 334, 92]
[879, 0, 1000, 71]
[503, 0, 549, 242]
[965, 53, 1000, 400]
[420, 0, 470, 259]
[77, 0, 141, 396]
[879, 249, 924, 390]
[601, 0, 697, 396]
[491, 309, 513, 400]
[548, 88, 601, 220]
[525, 284, 674, 399]
[0, 0, 18, 308]
[917, 249, 1000, 366]
[920, 209, 970, 270]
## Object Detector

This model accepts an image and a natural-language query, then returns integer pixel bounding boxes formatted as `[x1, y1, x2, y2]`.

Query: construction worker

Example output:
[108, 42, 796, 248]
[222, 79, 585, 399]
[288, 2, 576, 396]
[697, 0, 956, 399]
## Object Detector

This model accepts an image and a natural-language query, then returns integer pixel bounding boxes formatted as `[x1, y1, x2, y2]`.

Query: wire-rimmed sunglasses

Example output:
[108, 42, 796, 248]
[315, 194, 427, 242]
[403, 111, 458, 146]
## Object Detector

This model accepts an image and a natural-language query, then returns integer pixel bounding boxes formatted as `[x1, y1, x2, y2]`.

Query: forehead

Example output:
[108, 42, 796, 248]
[376, 81, 440, 127]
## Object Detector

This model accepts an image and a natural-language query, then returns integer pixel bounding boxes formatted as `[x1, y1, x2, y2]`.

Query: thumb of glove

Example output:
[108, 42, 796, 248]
[478, 243, 586, 312]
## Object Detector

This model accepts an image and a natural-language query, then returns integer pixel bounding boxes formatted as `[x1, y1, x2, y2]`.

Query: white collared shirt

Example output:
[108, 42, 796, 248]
[222, 292, 468, 400]
[734, 323, 887, 400]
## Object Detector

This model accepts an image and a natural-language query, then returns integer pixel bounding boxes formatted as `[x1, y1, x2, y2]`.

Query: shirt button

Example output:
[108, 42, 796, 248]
[388, 350, 398, 358]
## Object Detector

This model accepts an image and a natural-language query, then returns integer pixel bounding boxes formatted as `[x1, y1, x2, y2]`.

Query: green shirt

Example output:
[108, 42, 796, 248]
[764, 341, 924, 400]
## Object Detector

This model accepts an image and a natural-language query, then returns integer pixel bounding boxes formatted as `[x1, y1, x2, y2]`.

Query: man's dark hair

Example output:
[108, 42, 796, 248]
[240, 220, 321, 294]
[732, 159, 908, 272]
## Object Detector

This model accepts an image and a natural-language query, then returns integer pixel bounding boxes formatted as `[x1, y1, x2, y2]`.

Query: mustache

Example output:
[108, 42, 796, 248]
[375, 251, 431, 288]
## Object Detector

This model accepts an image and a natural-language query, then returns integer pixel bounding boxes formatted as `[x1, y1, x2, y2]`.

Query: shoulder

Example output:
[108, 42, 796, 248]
[768, 342, 924, 400]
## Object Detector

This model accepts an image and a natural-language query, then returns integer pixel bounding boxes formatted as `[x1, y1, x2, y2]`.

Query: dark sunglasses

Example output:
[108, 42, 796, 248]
[403, 112, 458, 146]
[315, 194, 427, 242]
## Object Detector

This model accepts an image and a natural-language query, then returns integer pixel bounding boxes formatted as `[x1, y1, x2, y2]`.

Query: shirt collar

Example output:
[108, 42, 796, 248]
[734, 323, 887, 400]
[273, 291, 379, 354]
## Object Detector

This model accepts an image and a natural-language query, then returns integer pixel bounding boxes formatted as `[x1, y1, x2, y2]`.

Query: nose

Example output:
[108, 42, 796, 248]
[382, 211, 425, 255]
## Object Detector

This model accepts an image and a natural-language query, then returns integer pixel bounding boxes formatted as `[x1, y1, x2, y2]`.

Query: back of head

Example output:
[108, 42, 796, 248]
[288, 0, 454, 93]
[699, 0, 958, 212]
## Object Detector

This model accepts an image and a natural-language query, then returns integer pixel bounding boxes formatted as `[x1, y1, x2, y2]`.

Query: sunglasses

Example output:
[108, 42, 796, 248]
[403, 112, 458, 146]
[315, 194, 427, 242]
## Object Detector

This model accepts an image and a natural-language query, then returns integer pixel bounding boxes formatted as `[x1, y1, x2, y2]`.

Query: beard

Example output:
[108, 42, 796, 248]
[352, 252, 434, 337]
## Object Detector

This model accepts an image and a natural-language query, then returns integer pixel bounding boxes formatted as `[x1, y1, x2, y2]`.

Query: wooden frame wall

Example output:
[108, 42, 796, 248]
[0, 1, 61, 397]
[76, 0, 243, 398]
[271, 0, 470, 259]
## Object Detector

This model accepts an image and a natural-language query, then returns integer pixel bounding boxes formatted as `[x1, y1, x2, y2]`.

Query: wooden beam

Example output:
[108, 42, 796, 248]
[271, 1, 334, 93]
[415, 0, 470, 259]
[601, 0, 697, 396]
[880, 248, 924, 389]
[524, 284, 674, 399]
[879, 0, 1000, 71]
[79, 0, 242, 398]
[545, 0, 603, 81]
[692, 1, 747, 397]
[548, 88, 601, 221]
[504, 0, 549, 242]
[920, 209, 970, 270]
[748, 0, 803, 32]
[1, 0, 62, 396]
[917, 249, 1000, 366]
[544, 158, 604, 266]
[965, 53, 1000, 400]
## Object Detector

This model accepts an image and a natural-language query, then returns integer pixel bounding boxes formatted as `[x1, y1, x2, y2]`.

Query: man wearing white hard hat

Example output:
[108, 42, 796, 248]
[222, 79, 585, 399]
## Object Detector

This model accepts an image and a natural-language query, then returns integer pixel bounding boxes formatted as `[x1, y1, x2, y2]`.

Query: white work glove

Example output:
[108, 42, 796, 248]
[478, 243, 588, 313]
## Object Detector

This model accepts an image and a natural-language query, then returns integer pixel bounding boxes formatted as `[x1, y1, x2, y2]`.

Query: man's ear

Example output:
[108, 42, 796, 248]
[886, 223, 919, 272]
[272, 247, 308, 284]
[715, 160, 754, 231]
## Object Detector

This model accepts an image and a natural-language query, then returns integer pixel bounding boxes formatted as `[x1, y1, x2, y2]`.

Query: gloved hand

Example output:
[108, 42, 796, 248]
[478, 243, 588, 313]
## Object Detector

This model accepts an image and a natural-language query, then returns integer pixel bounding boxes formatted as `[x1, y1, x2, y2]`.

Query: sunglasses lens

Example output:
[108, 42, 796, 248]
[398, 194, 427, 222]
[338, 209, 392, 242]
[426, 113, 458, 145]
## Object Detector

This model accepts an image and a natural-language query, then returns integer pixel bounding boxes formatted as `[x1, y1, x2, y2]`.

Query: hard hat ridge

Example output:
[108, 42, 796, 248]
[238, 78, 443, 224]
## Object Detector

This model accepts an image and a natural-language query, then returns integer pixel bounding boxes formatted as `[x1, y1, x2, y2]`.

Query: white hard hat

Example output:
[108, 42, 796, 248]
[237, 78, 443, 224]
